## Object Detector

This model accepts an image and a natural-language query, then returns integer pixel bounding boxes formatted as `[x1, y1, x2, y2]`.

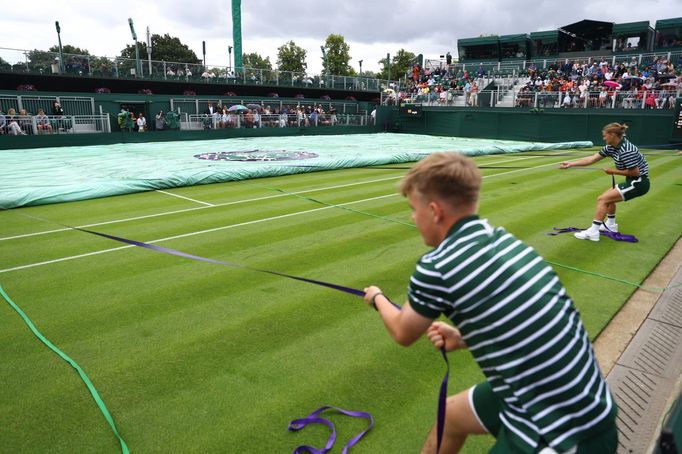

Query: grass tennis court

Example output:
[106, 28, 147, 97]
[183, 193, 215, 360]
[1, 148, 680, 453]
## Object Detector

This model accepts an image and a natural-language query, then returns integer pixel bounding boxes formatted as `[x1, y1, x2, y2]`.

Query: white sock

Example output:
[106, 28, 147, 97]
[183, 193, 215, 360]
[588, 221, 602, 233]
[606, 214, 616, 226]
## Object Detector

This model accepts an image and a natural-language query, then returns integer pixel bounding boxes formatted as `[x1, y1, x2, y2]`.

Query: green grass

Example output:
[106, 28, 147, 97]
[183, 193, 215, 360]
[0, 150, 680, 453]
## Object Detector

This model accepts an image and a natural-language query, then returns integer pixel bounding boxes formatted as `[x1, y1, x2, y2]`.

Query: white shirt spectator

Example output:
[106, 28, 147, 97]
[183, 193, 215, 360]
[562, 93, 572, 107]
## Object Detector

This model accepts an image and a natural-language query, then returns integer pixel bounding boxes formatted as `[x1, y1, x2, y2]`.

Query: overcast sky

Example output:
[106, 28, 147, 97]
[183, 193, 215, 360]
[1, 1, 680, 75]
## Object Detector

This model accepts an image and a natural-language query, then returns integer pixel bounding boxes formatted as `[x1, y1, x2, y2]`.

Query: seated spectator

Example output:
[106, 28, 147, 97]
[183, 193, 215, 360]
[0, 107, 6, 134]
[52, 101, 69, 131]
[645, 90, 657, 109]
[218, 107, 228, 128]
[622, 89, 636, 109]
[18, 109, 33, 134]
[598, 87, 609, 108]
[35, 109, 52, 133]
[562, 92, 572, 108]
[6, 108, 26, 135]
[244, 109, 254, 128]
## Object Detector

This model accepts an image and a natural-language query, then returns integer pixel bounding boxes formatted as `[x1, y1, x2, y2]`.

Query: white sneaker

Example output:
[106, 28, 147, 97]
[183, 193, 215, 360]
[599, 223, 618, 233]
[574, 230, 600, 241]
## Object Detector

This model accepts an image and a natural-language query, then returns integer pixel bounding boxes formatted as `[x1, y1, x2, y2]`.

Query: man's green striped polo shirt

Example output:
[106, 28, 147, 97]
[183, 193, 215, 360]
[408, 215, 617, 453]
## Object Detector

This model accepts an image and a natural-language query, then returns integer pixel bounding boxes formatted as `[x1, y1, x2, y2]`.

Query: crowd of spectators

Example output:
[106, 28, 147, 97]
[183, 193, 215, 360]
[0, 101, 69, 135]
[514, 55, 681, 109]
[199, 103, 343, 129]
[383, 55, 681, 110]
[384, 63, 491, 107]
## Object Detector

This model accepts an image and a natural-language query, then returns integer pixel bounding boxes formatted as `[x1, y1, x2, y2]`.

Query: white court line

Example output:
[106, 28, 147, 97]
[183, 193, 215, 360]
[0, 194, 397, 274]
[0, 160, 565, 275]
[0, 175, 403, 242]
[156, 190, 214, 207]
[0, 155, 552, 243]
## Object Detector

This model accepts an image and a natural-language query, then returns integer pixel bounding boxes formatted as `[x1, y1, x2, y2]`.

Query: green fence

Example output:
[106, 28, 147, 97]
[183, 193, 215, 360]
[382, 106, 677, 145]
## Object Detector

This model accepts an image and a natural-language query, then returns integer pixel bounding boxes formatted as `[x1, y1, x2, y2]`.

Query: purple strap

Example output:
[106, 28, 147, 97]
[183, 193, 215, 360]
[69, 225, 450, 452]
[74, 227, 365, 297]
[436, 349, 450, 454]
[547, 227, 638, 243]
[288, 406, 374, 454]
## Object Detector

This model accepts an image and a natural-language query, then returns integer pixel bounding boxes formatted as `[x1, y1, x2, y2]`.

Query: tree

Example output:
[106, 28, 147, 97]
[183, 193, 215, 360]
[119, 33, 201, 64]
[242, 52, 273, 82]
[277, 41, 307, 74]
[28, 45, 92, 75]
[322, 34, 352, 76]
[377, 49, 416, 80]
[242, 52, 272, 70]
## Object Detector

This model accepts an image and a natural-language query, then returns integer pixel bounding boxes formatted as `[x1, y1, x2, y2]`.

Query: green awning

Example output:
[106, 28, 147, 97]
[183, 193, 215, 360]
[655, 17, 682, 29]
[530, 30, 558, 41]
[458, 36, 499, 46]
[499, 34, 529, 43]
[613, 21, 650, 35]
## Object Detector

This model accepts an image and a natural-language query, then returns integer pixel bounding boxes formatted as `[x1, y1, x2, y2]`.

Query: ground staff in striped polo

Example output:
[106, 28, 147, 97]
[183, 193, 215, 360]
[364, 153, 617, 453]
[560, 122, 650, 242]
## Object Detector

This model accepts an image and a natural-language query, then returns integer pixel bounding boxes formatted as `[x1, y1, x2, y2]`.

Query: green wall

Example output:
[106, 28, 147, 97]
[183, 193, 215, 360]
[384, 106, 677, 145]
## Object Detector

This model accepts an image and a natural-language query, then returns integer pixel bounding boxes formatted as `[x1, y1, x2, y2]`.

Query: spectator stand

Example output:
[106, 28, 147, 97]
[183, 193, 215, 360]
[0, 93, 110, 134]
[167, 97, 371, 131]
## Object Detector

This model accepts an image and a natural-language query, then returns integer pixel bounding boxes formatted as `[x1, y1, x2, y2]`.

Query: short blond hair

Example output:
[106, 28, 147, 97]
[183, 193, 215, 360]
[602, 122, 629, 137]
[400, 153, 481, 207]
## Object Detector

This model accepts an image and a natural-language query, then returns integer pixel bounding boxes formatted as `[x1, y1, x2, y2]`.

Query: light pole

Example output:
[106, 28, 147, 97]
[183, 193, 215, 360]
[55, 21, 64, 74]
[146, 26, 152, 75]
[202, 40, 206, 68]
[128, 18, 141, 78]
[228, 45, 233, 73]
[386, 53, 391, 83]
[359, 59, 363, 77]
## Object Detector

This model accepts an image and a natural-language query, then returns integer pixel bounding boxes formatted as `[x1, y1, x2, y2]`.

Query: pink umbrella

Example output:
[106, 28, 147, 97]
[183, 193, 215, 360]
[604, 80, 621, 89]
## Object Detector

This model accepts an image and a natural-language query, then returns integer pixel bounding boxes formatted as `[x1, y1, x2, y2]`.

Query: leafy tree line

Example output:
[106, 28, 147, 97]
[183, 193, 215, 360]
[26, 32, 416, 79]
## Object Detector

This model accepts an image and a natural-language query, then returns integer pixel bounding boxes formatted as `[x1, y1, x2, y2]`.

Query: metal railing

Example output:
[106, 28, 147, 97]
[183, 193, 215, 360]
[0, 94, 96, 116]
[0, 46, 391, 92]
[180, 113, 368, 130]
[448, 50, 682, 74]
[1, 114, 111, 135]
[395, 87, 681, 109]
[508, 88, 680, 109]
[169, 98, 361, 116]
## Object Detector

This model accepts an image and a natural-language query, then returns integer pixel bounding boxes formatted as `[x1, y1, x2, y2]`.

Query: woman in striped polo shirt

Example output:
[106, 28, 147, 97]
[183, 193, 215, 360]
[559, 123, 649, 241]
[364, 153, 617, 453]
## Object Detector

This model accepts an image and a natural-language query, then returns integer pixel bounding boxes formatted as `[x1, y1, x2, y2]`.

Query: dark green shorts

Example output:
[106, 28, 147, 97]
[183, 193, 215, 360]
[471, 381, 617, 453]
[617, 176, 650, 201]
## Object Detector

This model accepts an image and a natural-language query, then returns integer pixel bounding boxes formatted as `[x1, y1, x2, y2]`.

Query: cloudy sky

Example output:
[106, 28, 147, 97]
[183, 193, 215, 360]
[1, 0, 679, 75]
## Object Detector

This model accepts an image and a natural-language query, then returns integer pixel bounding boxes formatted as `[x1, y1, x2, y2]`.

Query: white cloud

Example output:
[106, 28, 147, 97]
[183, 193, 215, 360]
[0, 0, 678, 75]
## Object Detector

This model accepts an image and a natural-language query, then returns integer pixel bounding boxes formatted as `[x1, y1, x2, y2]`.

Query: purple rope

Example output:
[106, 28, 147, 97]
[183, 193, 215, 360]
[70, 226, 450, 452]
[547, 227, 638, 243]
[74, 227, 366, 297]
[288, 406, 374, 454]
